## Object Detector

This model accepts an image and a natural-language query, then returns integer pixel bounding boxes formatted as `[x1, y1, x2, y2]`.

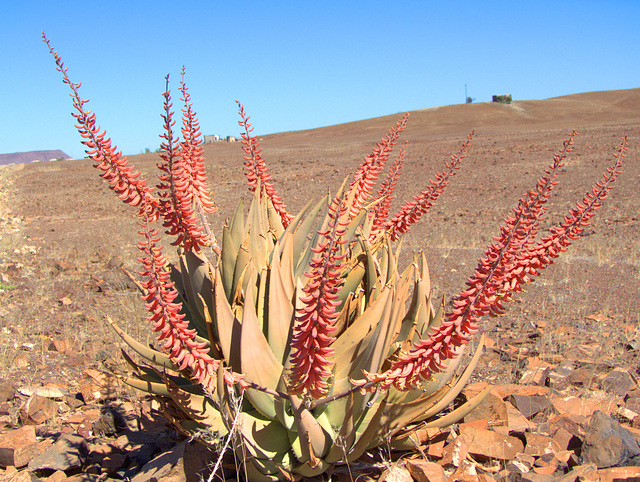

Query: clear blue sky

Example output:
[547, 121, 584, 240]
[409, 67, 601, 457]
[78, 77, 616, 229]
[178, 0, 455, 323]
[2, 1, 638, 160]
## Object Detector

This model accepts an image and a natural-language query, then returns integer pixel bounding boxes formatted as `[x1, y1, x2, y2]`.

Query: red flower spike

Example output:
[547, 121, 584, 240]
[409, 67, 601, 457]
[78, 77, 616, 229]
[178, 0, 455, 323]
[236, 101, 293, 226]
[137, 208, 246, 390]
[386, 131, 474, 241]
[357, 131, 626, 391]
[369, 141, 407, 237]
[42, 33, 159, 221]
[517, 135, 628, 286]
[156, 75, 210, 252]
[178, 68, 217, 216]
[44, 34, 244, 391]
[289, 197, 350, 399]
[348, 113, 409, 219]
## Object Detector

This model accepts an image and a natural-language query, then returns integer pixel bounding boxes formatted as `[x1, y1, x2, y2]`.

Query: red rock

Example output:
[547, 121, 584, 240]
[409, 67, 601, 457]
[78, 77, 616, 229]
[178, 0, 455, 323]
[446, 460, 478, 482]
[406, 459, 446, 482]
[45, 471, 67, 482]
[506, 401, 536, 432]
[519, 357, 555, 385]
[553, 426, 582, 451]
[458, 425, 524, 461]
[509, 394, 556, 420]
[551, 394, 619, 418]
[0, 426, 39, 468]
[556, 463, 599, 481]
[27, 434, 88, 472]
[19, 394, 58, 425]
[130, 439, 214, 482]
[0, 383, 16, 403]
[458, 418, 488, 431]
[506, 452, 534, 474]
[524, 432, 562, 457]
[426, 438, 446, 459]
[599, 465, 640, 482]
[378, 463, 413, 482]
[600, 368, 636, 397]
[491, 384, 550, 398]
[463, 390, 508, 428]
[533, 465, 558, 476]
[440, 436, 468, 467]
[4, 469, 42, 481]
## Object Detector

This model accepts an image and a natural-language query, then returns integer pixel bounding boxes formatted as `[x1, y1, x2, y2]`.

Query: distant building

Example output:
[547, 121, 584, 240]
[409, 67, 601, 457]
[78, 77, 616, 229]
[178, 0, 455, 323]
[492, 94, 513, 104]
[204, 135, 220, 144]
[226, 136, 236, 143]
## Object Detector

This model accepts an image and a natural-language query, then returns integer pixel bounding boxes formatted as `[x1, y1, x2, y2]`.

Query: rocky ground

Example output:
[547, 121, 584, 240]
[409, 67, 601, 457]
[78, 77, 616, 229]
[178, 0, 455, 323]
[0, 91, 639, 480]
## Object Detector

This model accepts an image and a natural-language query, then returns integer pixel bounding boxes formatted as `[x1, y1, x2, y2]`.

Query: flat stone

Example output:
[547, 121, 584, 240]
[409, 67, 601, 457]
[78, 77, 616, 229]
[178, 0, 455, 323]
[491, 384, 550, 398]
[532, 465, 559, 476]
[599, 465, 640, 482]
[509, 394, 555, 420]
[551, 394, 618, 418]
[522, 472, 556, 482]
[27, 434, 89, 472]
[553, 426, 582, 451]
[131, 440, 213, 482]
[600, 368, 636, 397]
[378, 463, 412, 482]
[506, 401, 536, 432]
[3, 469, 42, 481]
[17, 386, 67, 400]
[524, 432, 562, 457]
[19, 394, 58, 425]
[556, 463, 599, 481]
[463, 391, 508, 428]
[405, 459, 446, 482]
[582, 410, 640, 468]
[459, 425, 524, 461]
[0, 426, 38, 468]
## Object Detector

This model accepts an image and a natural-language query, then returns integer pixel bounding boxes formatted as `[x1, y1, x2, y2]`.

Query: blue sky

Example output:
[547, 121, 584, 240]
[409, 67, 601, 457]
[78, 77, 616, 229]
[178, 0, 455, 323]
[2, 1, 638, 160]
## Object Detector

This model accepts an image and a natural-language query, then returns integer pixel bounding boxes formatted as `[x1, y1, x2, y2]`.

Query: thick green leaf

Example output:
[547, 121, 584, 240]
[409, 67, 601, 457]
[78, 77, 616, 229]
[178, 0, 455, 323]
[212, 267, 242, 371]
[240, 280, 284, 419]
[266, 240, 296, 363]
[108, 318, 178, 371]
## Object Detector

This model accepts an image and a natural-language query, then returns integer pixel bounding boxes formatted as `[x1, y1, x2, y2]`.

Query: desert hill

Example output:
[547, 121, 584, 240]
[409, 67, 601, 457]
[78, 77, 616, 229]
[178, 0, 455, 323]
[253, 87, 640, 147]
[0, 87, 639, 480]
[0, 149, 71, 166]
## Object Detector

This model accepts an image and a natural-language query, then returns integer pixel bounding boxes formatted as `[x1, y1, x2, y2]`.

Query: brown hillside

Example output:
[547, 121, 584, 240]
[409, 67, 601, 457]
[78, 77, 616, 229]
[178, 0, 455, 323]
[0, 87, 638, 480]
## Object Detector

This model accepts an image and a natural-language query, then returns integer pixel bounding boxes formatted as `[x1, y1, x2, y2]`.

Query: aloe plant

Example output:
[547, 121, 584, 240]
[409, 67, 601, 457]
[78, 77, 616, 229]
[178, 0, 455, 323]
[44, 34, 628, 481]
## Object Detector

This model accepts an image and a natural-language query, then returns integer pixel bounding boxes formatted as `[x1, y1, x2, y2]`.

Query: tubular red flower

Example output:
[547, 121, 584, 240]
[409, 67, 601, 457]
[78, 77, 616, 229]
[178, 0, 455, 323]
[42, 33, 159, 221]
[348, 113, 409, 219]
[369, 141, 407, 237]
[356, 131, 627, 391]
[288, 198, 349, 398]
[178, 68, 216, 216]
[156, 75, 210, 252]
[137, 208, 245, 389]
[237, 101, 293, 226]
[386, 131, 474, 241]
